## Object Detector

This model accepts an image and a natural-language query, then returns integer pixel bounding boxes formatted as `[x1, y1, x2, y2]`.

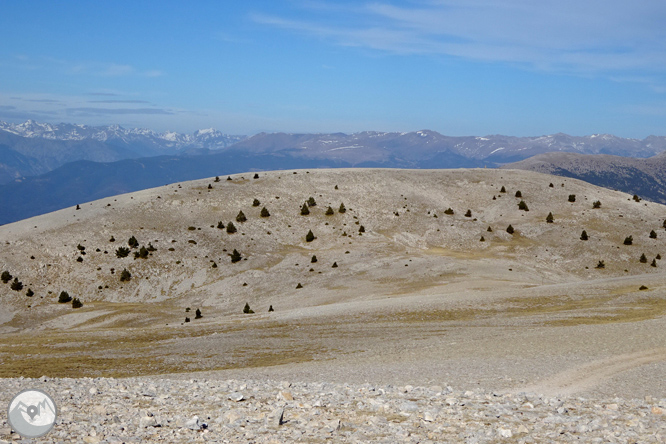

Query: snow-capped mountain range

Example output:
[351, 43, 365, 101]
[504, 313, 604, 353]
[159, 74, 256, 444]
[0, 120, 245, 151]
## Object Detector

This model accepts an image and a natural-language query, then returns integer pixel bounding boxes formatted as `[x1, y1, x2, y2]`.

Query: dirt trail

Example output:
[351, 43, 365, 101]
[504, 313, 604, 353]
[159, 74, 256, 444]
[512, 348, 666, 397]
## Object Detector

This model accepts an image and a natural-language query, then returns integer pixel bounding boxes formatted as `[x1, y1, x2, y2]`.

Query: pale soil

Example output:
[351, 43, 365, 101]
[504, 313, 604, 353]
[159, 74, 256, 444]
[0, 168, 665, 401]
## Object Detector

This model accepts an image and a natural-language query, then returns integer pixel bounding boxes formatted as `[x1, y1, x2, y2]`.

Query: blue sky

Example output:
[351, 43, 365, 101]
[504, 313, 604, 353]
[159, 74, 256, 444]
[2, 0, 666, 138]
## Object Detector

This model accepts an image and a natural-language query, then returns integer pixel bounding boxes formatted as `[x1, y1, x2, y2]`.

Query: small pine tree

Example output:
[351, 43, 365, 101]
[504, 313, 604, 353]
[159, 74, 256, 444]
[76, 204, 80, 210]
[212, 262, 217, 268]
[77, 244, 85, 251]
[656, 254, 662, 260]
[226, 221, 237, 234]
[549, 183, 554, 188]
[253, 198, 260, 207]
[650, 230, 657, 239]
[480, 236, 485, 242]
[116, 247, 130, 258]
[72, 298, 83, 309]
[136, 246, 149, 259]
[307, 197, 317, 207]
[147, 243, 157, 252]
[518, 200, 529, 211]
[58, 291, 72, 303]
[506, 225, 514, 234]
[254, 173, 259, 179]
[195, 308, 202, 319]
[546, 212, 554, 223]
[243, 302, 254, 314]
[109, 236, 115, 242]
[296, 283, 303, 289]
[580, 230, 589, 240]
[230, 249, 242, 263]
[325, 206, 334, 215]
[651, 258, 657, 267]
[338, 203, 346, 214]
[10, 278, 23, 291]
[359, 225, 365, 233]
[633, 194, 641, 202]
[515, 190, 522, 198]
[128, 236, 139, 248]
[487, 226, 493, 232]
[663, 219, 666, 229]
[500, 186, 506, 193]
[1, 271, 13, 283]
[593, 200, 601, 209]
[208, 184, 212, 189]
[640, 253, 648, 263]
[268, 305, 274, 312]
[568, 194, 576, 202]
[236, 211, 247, 223]
[227, 176, 232, 180]
[332, 262, 338, 268]
[464, 209, 472, 217]
[306, 230, 315, 242]
[311, 255, 318, 263]
[26, 288, 34, 297]
[624, 236, 633, 245]
[596, 260, 605, 269]
[260, 207, 270, 217]
[301, 203, 310, 215]
[214, 176, 220, 182]
[120, 268, 132, 281]
[217, 221, 225, 229]
[76, 256, 83, 262]
[185, 317, 190, 323]
[444, 208, 454, 215]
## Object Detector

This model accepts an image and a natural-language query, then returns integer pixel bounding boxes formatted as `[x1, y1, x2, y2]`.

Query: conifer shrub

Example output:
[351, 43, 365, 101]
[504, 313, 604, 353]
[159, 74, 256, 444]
[301, 203, 310, 215]
[253, 198, 260, 207]
[217, 221, 225, 229]
[487, 226, 493, 232]
[332, 262, 338, 268]
[120, 269, 132, 281]
[639, 285, 648, 290]
[633, 194, 641, 202]
[268, 305, 274, 312]
[444, 208, 454, 215]
[227, 176, 232, 180]
[214, 176, 220, 182]
[518, 200, 529, 211]
[580, 230, 589, 241]
[76, 204, 80, 210]
[260, 207, 270, 217]
[116, 247, 130, 258]
[651, 259, 657, 267]
[109, 236, 115, 242]
[185, 317, 190, 323]
[10, 278, 23, 291]
[465, 209, 472, 217]
[128, 236, 139, 248]
[58, 291, 72, 303]
[208, 184, 212, 189]
[506, 225, 514, 234]
[296, 283, 303, 289]
[593, 200, 601, 209]
[307, 197, 317, 207]
[230, 249, 242, 263]
[568, 194, 576, 202]
[480, 236, 485, 242]
[311, 255, 318, 263]
[243, 303, 254, 314]
[549, 183, 554, 188]
[135, 246, 149, 259]
[359, 225, 365, 233]
[338, 203, 346, 214]
[500, 186, 506, 193]
[624, 236, 633, 245]
[147, 243, 157, 252]
[325, 206, 334, 215]
[236, 211, 247, 223]
[650, 230, 657, 239]
[596, 260, 605, 269]
[72, 298, 83, 309]
[2, 271, 13, 283]
[515, 190, 522, 198]
[657, 254, 662, 260]
[212, 262, 217, 268]
[26, 288, 34, 297]
[254, 173, 259, 179]
[663, 219, 666, 229]
[76, 256, 83, 262]
[306, 230, 315, 242]
[546, 212, 554, 223]
[77, 244, 85, 251]
[195, 308, 202, 319]
[226, 222, 237, 234]
[640, 253, 648, 263]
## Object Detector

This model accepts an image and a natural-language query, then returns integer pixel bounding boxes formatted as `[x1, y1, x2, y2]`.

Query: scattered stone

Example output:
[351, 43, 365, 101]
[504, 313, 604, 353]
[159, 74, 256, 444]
[228, 392, 245, 402]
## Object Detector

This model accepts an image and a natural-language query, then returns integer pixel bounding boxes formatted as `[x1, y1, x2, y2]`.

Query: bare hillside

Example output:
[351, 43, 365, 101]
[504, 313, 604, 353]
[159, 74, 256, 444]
[1, 168, 665, 397]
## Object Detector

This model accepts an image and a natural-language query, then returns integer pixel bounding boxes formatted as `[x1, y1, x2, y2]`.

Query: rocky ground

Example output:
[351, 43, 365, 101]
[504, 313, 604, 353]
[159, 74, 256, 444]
[1, 377, 665, 443]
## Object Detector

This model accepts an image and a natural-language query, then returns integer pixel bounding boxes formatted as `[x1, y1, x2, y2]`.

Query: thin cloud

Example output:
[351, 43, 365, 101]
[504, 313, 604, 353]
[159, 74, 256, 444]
[66, 107, 174, 116]
[87, 100, 151, 104]
[254, 1, 666, 75]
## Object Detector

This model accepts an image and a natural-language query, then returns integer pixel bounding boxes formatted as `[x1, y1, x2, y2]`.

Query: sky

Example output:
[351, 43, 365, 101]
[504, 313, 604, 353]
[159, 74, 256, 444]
[2, 0, 666, 138]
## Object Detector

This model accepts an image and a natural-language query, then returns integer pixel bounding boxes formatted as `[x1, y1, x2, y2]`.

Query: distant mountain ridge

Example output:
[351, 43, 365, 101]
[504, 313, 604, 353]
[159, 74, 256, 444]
[504, 151, 666, 204]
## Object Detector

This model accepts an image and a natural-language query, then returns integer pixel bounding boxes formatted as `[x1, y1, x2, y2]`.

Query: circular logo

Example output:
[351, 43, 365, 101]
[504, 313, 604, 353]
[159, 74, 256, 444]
[7, 389, 57, 438]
